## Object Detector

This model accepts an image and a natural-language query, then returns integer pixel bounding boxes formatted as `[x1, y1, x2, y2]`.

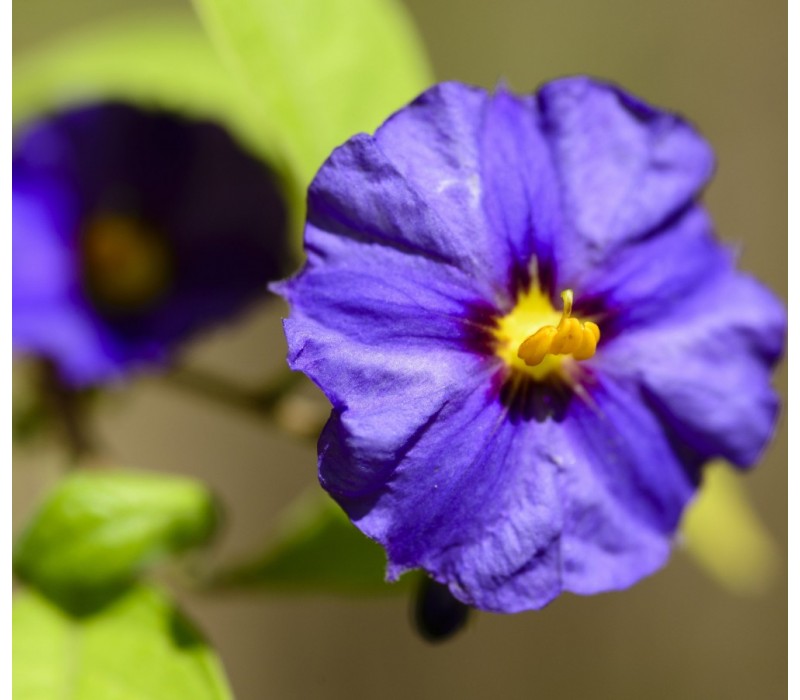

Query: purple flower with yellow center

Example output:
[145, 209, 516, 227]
[13, 102, 288, 386]
[278, 78, 785, 613]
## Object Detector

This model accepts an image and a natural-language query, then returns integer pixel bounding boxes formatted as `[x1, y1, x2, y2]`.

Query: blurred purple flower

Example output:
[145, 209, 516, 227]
[13, 102, 289, 386]
[278, 78, 785, 613]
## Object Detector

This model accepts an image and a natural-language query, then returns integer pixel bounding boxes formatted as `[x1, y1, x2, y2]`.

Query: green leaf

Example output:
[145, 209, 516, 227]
[13, 585, 232, 700]
[191, 0, 433, 186]
[14, 469, 218, 611]
[217, 491, 419, 595]
[680, 461, 780, 595]
[13, 11, 283, 168]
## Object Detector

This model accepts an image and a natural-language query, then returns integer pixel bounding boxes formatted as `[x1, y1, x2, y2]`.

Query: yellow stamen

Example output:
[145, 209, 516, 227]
[518, 326, 558, 367]
[572, 321, 600, 361]
[561, 288, 574, 317]
[493, 286, 600, 380]
[517, 289, 599, 368]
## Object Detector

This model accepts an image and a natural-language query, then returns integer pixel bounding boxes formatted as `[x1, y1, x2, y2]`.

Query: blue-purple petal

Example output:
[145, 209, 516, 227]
[319, 380, 564, 613]
[556, 374, 696, 596]
[597, 271, 785, 467]
[538, 77, 715, 289]
[313, 83, 563, 308]
[280, 264, 495, 499]
[577, 205, 733, 333]
[317, 365, 693, 611]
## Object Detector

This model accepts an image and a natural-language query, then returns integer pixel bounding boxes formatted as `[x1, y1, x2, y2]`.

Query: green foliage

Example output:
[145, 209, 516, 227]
[217, 491, 419, 595]
[13, 12, 282, 168]
[681, 461, 780, 595]
[13, 585, 232, 700]
[14, 469, 218, 611]
[191, 0, 433, 186]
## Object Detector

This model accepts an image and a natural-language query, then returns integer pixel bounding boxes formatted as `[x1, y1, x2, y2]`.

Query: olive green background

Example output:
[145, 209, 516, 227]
[13, 1, 787, 698]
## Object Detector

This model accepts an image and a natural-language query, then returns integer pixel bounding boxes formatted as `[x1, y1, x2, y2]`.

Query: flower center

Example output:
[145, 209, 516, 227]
[81, 214, 171, 314]
[493, 287, 600, 380]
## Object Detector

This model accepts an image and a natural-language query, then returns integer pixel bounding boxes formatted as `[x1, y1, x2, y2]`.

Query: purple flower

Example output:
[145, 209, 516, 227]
[13, 102, 288, 386]
[278, 79, 785, 613]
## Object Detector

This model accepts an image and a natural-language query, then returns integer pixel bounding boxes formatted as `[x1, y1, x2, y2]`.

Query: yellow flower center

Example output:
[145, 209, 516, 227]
[493, 287, 600, 380]
[81, 214, 171, 313]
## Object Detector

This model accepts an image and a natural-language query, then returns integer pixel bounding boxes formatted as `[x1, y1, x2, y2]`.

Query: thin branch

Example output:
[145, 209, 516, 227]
[39, 362, 97, 462]
[164, 365, 310, 422]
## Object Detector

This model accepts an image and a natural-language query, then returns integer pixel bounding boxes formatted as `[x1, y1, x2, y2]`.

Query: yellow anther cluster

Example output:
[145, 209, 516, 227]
[517, 290, 600, 367]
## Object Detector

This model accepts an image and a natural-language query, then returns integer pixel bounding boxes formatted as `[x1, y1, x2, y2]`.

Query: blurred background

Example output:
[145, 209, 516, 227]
[13, 0, 786, 698]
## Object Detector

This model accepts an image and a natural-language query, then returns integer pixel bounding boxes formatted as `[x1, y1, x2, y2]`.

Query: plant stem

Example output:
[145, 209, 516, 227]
[39, 362, 96, 462]
[164, 365, 306, 420]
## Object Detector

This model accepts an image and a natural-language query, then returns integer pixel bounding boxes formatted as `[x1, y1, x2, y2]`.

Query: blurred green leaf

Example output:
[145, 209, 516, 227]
[218, 491, 418, 595]
[13, 585, 232, 700]
[14, 469, 218, 611]
[191, 0, 433, 186]
[13, 12, 283, 168]
[680, 461, 780, 595]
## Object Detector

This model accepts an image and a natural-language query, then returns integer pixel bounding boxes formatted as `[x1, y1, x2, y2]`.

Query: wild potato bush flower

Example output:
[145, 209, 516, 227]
[278, 78, 785, 613]
[13, 102, 288, 386]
